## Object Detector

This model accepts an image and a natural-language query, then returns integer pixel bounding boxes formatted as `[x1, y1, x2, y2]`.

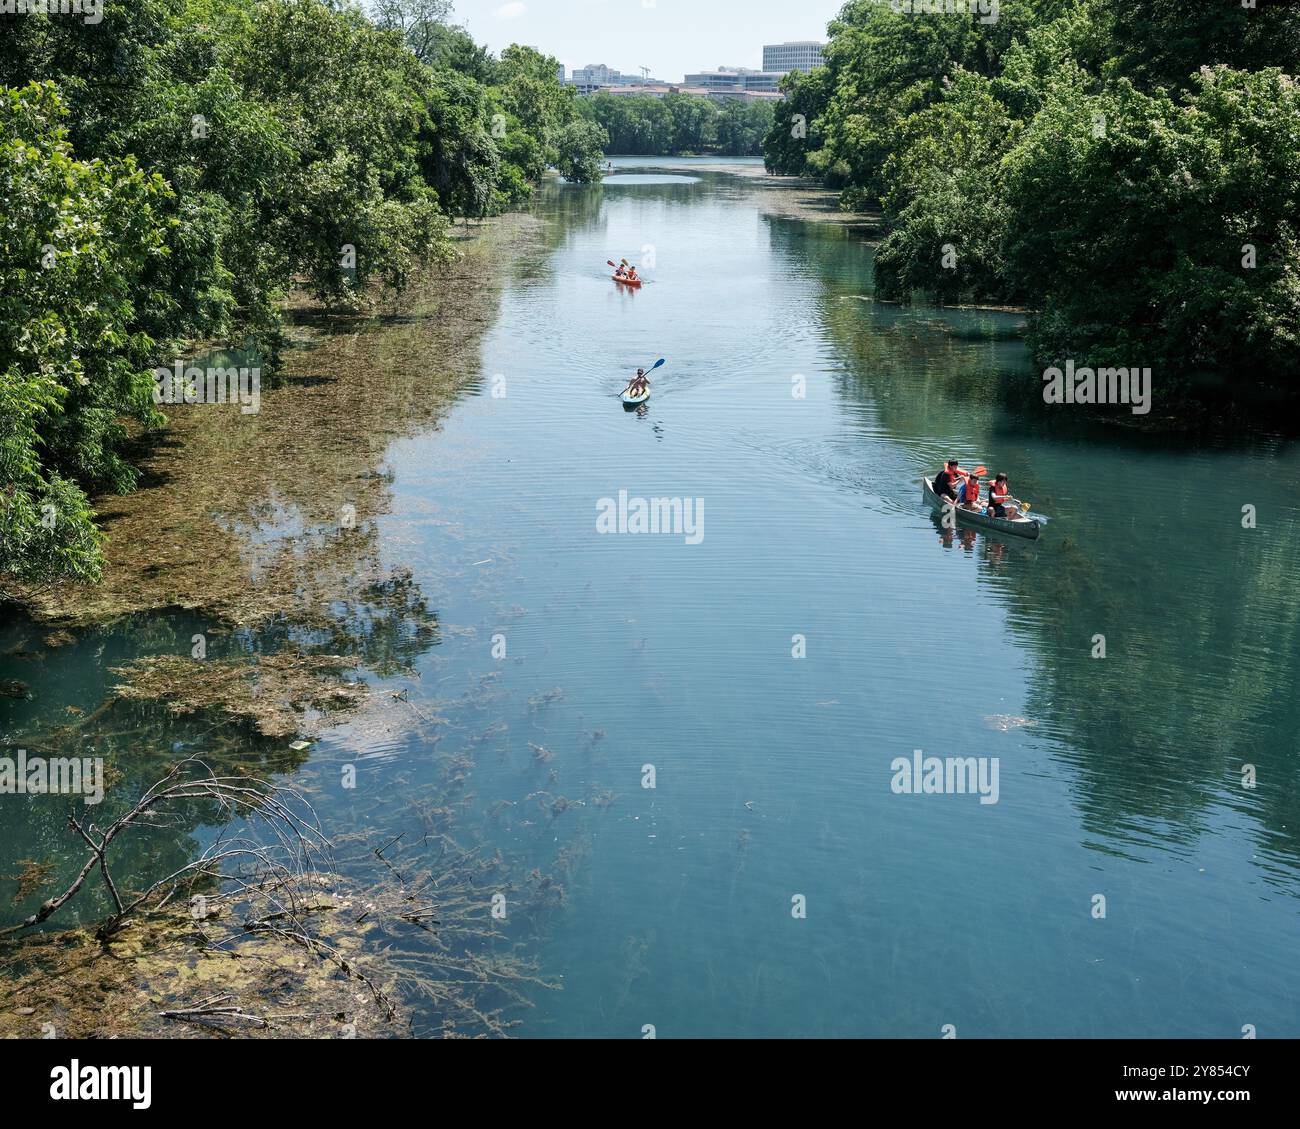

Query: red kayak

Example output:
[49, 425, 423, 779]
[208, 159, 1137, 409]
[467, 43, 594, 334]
[613, 274, 642, 288]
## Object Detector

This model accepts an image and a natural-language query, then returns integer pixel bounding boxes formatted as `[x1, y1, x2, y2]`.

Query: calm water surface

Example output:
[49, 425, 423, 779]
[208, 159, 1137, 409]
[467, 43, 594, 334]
[4, 157, 1298, 1037]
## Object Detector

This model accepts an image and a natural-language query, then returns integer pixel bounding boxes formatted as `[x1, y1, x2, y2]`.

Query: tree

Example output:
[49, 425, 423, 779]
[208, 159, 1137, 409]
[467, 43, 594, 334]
[764, 67, 833, 174]
[1, 83, 172, 589]
[370, 0, 454, 66]
[228, 0, 454, 303]
[664, 93, 715, 153]
[555, 119, 608, 182]
[873, 69, 1023, 303]
[1003, 67, 1300, 385]
[774, 0, 1300, 400]
[1090, 0, 1300, 91]
[422, 67, 501, 217]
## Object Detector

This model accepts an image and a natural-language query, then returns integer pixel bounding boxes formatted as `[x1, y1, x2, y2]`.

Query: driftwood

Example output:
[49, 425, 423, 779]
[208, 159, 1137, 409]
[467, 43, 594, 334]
[0, 758, 327, 939]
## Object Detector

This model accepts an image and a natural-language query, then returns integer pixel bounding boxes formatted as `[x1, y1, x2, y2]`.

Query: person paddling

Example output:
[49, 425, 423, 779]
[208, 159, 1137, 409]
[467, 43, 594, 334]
[987, 473, 1012, 518]
[623, 367, 650, 399]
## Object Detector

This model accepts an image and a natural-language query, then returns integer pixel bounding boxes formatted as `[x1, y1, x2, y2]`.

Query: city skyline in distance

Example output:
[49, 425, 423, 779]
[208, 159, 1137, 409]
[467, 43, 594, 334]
[443, 0, 842, 82]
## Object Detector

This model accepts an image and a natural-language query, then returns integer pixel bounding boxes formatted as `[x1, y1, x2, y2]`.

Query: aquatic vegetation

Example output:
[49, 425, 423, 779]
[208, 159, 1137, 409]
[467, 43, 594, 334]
[0, 208, 583, 1036]
[111, 653, 369, 741]
[6, 860, 53, 907]
[527, 687, 565, 712]
[0, 756, 564, 1038]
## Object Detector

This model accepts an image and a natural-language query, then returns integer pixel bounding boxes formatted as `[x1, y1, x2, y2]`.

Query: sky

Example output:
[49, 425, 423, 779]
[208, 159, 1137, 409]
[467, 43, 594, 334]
[445, 0, 846, 82]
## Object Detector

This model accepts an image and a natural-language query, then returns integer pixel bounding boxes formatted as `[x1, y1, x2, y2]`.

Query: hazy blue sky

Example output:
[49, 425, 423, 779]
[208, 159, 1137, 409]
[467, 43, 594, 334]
[445, 0, 845, 82]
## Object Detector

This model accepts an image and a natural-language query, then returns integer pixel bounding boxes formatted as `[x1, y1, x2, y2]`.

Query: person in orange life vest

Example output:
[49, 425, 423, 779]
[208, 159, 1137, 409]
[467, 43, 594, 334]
[987, 473, 1012, 518]
[933, 458, 965, 502]
[625, 264, 639, 281]
[958, 472, 982, 510]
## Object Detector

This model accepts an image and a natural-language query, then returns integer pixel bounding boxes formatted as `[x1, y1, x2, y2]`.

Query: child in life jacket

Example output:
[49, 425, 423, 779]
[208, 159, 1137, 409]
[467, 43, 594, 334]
[987, 473, 1012, 517]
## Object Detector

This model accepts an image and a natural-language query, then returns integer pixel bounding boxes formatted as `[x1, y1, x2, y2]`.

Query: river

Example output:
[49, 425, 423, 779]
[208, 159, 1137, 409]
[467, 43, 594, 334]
[2, 157, 1298, 1038]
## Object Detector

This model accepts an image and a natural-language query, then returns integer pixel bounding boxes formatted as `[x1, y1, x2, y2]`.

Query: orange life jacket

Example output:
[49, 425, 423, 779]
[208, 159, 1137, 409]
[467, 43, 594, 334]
[989, 481, 1009, 503]
[965, 480, 980, 504]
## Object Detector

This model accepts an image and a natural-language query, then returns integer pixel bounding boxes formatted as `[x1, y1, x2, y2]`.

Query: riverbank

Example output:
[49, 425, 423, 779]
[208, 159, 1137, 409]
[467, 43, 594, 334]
[7, 212, 545, 630]
[0, 210, 565, 1038]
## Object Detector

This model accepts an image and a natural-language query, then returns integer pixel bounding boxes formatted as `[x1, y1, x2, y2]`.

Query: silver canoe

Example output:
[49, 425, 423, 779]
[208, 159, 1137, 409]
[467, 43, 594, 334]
[922, 477, 1042, 540]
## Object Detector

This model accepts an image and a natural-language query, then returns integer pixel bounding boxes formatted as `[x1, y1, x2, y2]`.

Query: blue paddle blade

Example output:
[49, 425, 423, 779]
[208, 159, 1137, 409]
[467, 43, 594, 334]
[652, 358, 665, 369]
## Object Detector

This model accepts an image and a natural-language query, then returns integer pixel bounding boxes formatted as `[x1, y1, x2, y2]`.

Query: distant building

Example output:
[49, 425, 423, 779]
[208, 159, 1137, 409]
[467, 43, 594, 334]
[596, 83, 676, 98]
[683, 68, 783, 94]
[708, 89, 783, 105]
[762, 41, 825, 74]
[568, 64, 667, 95]
[683, 67, 752, 91]
[569, 63, 621, 94]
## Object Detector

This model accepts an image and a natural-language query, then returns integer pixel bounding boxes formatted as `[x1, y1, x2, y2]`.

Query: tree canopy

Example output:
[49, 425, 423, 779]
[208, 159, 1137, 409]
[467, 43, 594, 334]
[764, 0, 1300, 396]
[577, 93, 775, 157]
[0, 0, 604, 595]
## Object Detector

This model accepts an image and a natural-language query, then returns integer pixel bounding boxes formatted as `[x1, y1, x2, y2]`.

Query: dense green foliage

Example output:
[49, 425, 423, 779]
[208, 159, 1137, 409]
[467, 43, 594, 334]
[577, 93, 775, 156]
[766, 0, 1300, 393]
[0, 0, 602, 593]
[1, 84, 169, 586]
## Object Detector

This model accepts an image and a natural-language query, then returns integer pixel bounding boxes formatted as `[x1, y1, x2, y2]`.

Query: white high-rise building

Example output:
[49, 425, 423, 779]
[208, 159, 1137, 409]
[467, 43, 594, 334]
[762, 41, 826, 74]
[569, 63, 621, 94]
